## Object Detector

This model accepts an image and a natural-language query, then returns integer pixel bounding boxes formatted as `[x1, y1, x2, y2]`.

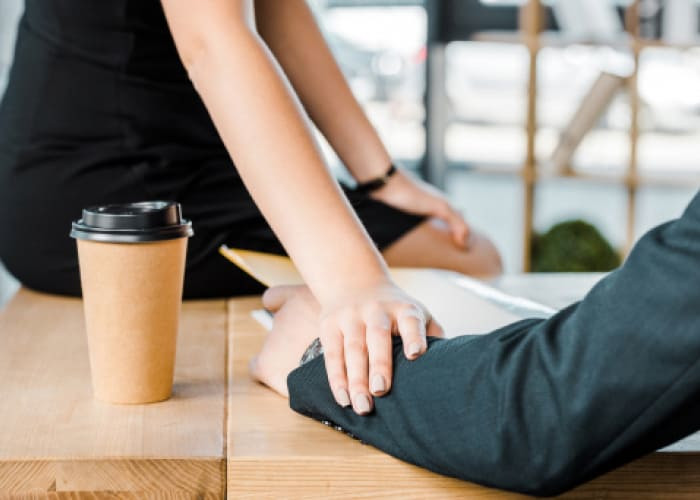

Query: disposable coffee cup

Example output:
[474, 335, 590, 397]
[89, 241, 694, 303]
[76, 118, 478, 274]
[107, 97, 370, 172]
[70, 201, 193, 404]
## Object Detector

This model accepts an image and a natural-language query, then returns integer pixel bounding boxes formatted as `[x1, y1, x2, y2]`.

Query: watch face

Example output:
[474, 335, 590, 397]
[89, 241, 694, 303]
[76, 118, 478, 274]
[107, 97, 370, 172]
[300, 338, 324, 366]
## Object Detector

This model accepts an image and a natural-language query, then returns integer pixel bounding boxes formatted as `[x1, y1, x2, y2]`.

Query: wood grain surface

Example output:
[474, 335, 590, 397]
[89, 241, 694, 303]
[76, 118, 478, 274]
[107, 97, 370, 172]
[0, 289, 227, 498]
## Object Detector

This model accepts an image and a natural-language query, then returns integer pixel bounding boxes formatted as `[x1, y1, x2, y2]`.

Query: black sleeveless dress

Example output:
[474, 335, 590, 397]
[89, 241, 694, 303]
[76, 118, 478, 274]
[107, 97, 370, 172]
[0, 0, 425, 298]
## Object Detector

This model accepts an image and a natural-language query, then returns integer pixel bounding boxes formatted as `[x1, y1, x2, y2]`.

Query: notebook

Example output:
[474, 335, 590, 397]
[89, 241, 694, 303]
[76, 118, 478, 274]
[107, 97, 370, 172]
[219, 246, 555, 337]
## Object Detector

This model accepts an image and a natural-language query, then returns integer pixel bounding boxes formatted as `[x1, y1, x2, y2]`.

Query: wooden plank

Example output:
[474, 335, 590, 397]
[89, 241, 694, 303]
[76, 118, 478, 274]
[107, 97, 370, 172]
[519, 0, 542, 272]
[0, 289, 227, 497]
[226, 277, 700, 498]
[0, 459, 222, 499]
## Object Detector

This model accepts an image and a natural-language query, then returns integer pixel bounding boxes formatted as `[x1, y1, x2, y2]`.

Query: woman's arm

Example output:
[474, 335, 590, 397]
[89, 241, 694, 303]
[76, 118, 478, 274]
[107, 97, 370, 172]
[283, 193, 700, 495]
[160, 0, 441, 414]
[253, 0, 469, 248]
[253, 0, 391, 183]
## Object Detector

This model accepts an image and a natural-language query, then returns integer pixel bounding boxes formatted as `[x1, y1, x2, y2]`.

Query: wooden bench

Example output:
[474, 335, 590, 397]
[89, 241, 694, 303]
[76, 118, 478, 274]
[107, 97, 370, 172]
[2, 274, 700, 498]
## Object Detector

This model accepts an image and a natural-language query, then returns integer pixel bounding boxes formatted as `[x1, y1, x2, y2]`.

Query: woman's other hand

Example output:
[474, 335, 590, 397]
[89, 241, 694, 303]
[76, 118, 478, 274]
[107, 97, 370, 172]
[252, 284, 444, 416]
[370, 169, 470, 249]
[250, 285, 321, 397]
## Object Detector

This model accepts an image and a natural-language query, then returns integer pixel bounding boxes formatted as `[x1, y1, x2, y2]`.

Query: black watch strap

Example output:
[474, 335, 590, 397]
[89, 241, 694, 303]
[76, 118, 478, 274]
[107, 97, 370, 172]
[353, 164, 397, 194]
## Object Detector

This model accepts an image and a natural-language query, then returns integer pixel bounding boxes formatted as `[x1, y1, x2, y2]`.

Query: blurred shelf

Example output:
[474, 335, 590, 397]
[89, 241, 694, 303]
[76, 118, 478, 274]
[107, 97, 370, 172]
[450, 163, 521, 177]
[472, 30, 632, 49]
[539, 165, 700, 188]
[450, 162, 700, 188]
[430, 1, 699, 269]
[472, 30, 700, 51]
[325, 0, 423, 7]
[634, 38, 700, 50]
[631, 171, 700, 188]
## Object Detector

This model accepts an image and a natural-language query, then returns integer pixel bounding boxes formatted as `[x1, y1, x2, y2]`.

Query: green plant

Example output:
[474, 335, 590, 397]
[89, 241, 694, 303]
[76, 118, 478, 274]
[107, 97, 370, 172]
[531, 219, 621, 272]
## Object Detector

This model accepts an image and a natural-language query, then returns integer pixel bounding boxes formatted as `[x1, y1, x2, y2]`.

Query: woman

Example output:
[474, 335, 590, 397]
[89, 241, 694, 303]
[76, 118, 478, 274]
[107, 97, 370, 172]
[0, 0, 500, 413]
[253, 191, 700, 496]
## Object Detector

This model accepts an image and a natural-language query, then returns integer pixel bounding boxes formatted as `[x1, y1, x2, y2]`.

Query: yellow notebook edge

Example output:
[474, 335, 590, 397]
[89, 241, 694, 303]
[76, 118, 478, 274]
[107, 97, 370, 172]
[218, 245, 273, 287]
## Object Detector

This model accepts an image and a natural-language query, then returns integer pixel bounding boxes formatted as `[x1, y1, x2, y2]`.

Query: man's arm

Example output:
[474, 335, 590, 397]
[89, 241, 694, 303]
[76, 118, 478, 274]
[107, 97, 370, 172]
[288, 191, 700, 496]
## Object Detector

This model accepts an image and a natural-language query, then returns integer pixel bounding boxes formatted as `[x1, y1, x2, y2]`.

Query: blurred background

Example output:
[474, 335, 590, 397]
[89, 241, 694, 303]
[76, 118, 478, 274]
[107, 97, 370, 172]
[2, 0, 700, 306]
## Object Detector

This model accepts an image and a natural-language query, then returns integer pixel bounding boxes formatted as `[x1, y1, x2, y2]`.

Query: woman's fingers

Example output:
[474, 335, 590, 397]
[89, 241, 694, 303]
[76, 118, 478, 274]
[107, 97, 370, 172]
[396, 306, 427, 360]
[432, 200, 470, 249]
[318, 285, 437, 414]
[342, 319, 373, 415]
[321, 323, 351, 408]
[427, 317, 445, 338]
[365, 309, 393, 397]
[446, 208, 470, 249]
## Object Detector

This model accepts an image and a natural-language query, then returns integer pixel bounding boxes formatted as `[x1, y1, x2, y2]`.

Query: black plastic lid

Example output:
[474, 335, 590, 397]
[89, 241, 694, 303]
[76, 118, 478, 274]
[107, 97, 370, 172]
[70, 201, 194, 243]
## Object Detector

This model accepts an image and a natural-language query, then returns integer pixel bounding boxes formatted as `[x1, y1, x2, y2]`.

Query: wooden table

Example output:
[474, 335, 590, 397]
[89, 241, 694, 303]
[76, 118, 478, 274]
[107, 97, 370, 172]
[2, 273, 700, 498]
[0, 290, 227, 498]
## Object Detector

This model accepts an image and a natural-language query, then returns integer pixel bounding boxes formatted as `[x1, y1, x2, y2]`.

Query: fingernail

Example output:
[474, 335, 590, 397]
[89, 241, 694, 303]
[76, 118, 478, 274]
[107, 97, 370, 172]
[335, 388, 351, 407]
[353, 394, 372, 414]
[408, 342, 422, 358]
[370, 374, 386, 394]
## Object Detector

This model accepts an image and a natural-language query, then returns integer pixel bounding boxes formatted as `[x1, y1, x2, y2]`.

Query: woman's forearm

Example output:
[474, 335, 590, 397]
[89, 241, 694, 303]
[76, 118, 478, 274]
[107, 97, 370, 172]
[161, 0, 389, 303]
[254, 0, 393, 183]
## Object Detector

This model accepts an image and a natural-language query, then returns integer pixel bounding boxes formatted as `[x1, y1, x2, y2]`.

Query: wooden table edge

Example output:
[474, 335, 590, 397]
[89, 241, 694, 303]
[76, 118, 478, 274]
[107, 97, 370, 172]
[0, 457, 226, 497]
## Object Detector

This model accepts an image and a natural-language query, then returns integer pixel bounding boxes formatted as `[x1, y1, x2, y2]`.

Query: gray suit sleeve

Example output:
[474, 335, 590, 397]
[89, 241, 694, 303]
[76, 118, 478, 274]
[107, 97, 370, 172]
[287, 192, 700, 497]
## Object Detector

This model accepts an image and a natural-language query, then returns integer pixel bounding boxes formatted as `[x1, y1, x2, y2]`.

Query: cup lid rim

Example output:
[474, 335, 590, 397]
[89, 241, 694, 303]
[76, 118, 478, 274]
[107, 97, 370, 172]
[70, 201, 193, 242]
[70, 220, 193, 243]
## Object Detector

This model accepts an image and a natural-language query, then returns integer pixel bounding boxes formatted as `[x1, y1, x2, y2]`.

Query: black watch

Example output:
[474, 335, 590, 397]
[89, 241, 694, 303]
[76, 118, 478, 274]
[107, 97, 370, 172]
[300, 337, 324, 366]
[353, 163, 398, 194]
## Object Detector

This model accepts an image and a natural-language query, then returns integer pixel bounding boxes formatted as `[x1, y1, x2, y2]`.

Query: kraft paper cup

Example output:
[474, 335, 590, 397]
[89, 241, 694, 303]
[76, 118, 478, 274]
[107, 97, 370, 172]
[70, 201, 193, 404]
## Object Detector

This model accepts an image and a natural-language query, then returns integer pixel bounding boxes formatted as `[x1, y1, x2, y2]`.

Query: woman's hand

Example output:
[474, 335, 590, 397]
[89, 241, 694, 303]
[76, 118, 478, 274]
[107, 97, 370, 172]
[370, 169, 470, 249]
[318, 281, 443, 415]
[251, 284, 444, 415]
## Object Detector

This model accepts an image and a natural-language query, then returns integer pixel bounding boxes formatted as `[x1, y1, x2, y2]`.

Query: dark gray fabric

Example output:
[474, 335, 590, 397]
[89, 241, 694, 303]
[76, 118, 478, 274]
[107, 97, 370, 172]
[288, 190, 700, 497]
